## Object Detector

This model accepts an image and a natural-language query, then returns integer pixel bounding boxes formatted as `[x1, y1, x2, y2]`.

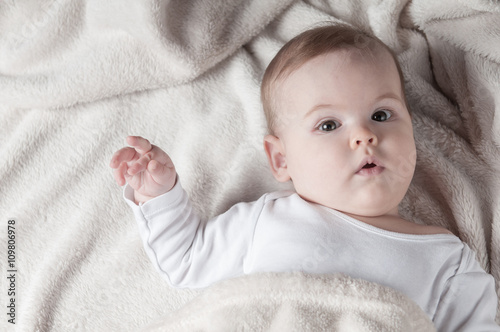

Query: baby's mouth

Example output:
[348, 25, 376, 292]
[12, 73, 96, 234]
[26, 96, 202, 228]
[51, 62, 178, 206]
[362, 163, 377, 169]
[355, 157, 384, 176]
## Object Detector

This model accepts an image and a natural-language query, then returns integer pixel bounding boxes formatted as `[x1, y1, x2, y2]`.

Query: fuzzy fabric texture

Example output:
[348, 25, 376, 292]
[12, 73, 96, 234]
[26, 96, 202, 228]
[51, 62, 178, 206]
[143, 272, 436, 332]
[0, 0, 499, 331]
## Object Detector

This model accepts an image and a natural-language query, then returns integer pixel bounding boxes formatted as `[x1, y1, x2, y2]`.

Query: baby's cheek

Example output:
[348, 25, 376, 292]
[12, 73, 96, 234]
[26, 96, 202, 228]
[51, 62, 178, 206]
[394, 151, 416, 180]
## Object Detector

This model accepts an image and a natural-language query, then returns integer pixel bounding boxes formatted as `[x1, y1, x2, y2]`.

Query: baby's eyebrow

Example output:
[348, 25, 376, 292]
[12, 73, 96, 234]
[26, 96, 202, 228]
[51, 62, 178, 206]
[374, 92, 404, 104]
[304, 104, 339, 119]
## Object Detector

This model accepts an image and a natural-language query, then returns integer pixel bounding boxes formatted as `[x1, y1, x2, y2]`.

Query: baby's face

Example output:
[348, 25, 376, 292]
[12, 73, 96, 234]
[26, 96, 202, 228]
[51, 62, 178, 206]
[265, 48, 416, 218]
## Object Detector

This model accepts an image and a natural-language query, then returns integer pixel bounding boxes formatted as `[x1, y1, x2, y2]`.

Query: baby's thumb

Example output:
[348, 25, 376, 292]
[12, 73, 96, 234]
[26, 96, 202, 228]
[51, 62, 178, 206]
[148, 160, 175, 190]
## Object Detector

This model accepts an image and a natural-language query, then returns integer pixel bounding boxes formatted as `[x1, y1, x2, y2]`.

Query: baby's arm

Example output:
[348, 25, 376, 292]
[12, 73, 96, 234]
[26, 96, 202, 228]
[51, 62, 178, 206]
[123, 180, 263, 288]
[110, 136, 176, 204]
[110, 136, 263, 288]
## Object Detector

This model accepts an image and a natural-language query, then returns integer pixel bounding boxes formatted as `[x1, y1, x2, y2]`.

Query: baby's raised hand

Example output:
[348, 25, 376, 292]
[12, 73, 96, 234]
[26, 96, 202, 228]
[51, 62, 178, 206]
[110, 136, 176, 204]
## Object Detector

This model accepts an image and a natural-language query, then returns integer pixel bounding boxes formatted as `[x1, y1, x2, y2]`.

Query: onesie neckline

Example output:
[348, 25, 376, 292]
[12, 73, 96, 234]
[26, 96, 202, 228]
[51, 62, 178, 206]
[308, 199, 458, 241]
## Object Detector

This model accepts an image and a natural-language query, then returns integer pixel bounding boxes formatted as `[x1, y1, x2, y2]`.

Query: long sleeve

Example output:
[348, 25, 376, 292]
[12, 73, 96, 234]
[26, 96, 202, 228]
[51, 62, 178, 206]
[432, 244, 500, 331]
[123, 179, 265, 289]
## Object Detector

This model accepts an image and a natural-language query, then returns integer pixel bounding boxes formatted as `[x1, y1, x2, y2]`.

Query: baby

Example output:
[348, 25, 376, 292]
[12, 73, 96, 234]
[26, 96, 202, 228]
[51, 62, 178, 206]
[110, 24, 499, 330]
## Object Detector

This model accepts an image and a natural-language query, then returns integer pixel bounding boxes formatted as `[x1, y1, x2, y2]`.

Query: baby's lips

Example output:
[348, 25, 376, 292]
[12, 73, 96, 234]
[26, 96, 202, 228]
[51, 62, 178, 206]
[355, 155, 383, 173]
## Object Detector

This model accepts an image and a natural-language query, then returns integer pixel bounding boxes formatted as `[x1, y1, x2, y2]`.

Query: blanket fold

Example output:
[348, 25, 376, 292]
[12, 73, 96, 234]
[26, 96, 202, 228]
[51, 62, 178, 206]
[0, 0, 294, 109]
[143, 272, 436, 332]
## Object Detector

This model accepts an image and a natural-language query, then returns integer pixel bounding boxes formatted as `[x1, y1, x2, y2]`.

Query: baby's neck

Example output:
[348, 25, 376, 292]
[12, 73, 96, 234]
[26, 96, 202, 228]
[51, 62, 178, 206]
[343, 212, 452, 236]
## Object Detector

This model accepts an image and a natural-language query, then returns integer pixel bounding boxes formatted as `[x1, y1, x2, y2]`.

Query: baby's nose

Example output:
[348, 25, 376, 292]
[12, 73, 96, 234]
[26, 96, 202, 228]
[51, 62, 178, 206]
[350, 128, 378, 148]
[356, 137, 376, 145]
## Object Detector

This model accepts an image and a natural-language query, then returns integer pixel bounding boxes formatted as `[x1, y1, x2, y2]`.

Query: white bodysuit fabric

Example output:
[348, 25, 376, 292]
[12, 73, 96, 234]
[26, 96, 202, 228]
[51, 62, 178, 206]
[124, 180, 499, 331]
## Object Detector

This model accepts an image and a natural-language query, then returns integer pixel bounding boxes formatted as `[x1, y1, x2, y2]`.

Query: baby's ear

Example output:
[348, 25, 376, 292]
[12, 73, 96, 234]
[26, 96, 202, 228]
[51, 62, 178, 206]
[263, 135, 290, 182]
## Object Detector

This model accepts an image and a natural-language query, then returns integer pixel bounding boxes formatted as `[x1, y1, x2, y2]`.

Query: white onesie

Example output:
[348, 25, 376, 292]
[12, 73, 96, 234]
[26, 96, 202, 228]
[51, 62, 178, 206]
[124, 179, 499, 331]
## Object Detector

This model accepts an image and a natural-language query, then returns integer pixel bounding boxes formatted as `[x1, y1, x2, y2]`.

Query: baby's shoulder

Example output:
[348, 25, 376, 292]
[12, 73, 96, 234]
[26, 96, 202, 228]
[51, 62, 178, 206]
[263, 190, 297, 202]
[228, 190, 297, 215]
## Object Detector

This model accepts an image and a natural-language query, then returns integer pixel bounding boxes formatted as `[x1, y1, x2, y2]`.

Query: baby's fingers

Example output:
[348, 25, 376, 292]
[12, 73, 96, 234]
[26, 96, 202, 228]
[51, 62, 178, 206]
[113, 162, 128, 186]
[127, 154, 151, 176]
[110, 147, 137, 169]
[127, 136, 153, 155]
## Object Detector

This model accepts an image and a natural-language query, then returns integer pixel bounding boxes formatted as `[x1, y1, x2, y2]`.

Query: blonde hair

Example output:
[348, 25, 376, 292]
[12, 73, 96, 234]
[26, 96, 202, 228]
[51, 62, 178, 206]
[261, 24, 408, 134]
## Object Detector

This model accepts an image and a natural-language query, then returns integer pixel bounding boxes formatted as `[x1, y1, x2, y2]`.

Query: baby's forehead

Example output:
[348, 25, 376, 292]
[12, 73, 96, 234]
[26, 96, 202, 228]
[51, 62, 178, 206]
[275, 46, 396, 98]
[272, 46, 402, 114]
[299, 46, 393, 73]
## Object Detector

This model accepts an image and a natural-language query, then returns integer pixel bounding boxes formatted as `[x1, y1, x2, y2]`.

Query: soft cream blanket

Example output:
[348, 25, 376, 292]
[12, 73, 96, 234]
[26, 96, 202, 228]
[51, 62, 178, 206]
[143, 272, 435, 332]
[0, 0, 499, 331]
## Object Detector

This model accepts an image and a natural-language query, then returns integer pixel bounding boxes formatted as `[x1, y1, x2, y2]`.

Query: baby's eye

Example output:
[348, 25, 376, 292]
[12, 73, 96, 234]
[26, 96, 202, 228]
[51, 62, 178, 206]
[318, 120, 341, 132]
[372, 110, 392, 122]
